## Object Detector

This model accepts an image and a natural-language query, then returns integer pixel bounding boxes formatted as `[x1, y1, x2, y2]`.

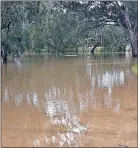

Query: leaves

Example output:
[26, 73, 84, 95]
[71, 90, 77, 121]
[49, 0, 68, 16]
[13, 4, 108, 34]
[1, 1, 137, 57]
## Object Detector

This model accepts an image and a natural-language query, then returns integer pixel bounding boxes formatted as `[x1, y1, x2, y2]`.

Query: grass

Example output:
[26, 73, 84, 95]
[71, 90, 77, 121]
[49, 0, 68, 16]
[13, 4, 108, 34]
[131, 64, 138, 75]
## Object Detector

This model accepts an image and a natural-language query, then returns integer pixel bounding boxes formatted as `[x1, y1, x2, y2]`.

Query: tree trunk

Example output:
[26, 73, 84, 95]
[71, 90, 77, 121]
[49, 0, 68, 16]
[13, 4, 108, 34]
[130, 31, 138, 57]
[91, 42, 99, 54]
[2, 53, 8, 63]
[124, 4, 138, 57]
[1, 48, 8, 63]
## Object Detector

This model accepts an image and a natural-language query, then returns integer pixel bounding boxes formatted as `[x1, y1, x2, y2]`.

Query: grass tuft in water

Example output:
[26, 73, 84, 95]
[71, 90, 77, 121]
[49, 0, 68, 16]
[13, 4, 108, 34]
[131, 64, 138, 75]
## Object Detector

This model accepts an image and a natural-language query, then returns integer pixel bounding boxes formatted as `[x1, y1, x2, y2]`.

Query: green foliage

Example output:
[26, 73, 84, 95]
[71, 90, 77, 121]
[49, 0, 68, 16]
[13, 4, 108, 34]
[102, 25, 128, 52]
[1, 1, 137, 59]
[29, 7, 84, 54]
[60, 1, 137, 56]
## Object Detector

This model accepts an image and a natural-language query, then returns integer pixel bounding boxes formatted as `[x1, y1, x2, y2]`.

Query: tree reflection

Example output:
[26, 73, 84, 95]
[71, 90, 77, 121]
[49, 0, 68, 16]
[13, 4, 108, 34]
[2, 58, 132, 124]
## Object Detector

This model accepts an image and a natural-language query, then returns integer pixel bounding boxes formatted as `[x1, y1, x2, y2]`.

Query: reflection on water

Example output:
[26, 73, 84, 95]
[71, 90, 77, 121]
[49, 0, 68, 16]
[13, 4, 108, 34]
[2, 63, 128, 113]
[2, 55, 137, 147]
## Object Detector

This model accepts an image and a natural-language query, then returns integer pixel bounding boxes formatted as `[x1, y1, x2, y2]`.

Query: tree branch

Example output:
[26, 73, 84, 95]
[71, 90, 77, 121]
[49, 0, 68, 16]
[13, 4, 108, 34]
[7, 21, 11, 35]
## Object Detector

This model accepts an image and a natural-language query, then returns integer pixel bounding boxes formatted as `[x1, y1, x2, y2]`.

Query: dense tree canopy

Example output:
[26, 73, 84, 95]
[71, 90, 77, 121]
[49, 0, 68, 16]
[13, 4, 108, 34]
[59, 1, 137, 56]
[1, 1, 138, 62]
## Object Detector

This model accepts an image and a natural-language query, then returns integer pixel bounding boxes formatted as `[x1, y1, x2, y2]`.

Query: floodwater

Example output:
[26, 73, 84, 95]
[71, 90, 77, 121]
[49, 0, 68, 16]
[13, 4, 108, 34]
[2, 54, 137, 147]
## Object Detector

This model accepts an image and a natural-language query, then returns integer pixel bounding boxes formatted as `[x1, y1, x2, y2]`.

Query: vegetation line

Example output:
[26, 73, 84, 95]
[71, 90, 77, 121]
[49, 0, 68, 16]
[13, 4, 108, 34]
[88, 62, 131, 65]
[1, 1, 138, 63]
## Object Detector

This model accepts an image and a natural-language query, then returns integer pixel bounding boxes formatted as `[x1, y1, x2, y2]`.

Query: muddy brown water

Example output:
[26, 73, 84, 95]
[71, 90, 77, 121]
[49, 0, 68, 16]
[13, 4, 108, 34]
[2, 55, 137, 147]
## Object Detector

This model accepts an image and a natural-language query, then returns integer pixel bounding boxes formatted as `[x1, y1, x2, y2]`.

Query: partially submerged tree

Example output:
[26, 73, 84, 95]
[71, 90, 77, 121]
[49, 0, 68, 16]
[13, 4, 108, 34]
[1, 1, 137, 63]
[1, 1, 41, 62]
[60, 1, 138, 57]
[1, 1, 84, 60]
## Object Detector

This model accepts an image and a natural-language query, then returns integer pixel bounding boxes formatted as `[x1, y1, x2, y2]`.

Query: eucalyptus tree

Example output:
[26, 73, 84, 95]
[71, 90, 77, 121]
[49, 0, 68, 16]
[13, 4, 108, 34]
[30, 5, 85, 55]
[1, 1, 85, 61]
[1, 1, 41, 62]
[1, 0, 137, 63]
[60, 1, 138, 57]
[102, 25, 128, 52]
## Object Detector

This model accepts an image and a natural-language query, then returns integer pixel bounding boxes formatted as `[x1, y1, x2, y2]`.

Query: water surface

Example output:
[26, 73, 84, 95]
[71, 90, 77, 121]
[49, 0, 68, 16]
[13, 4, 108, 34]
[2, 55, 137, 147]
